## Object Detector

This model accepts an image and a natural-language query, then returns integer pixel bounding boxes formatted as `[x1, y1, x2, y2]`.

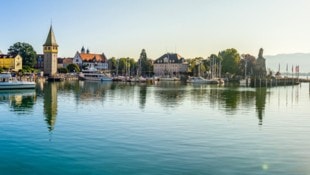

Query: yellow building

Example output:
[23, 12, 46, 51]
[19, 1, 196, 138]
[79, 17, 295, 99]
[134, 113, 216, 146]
[0, 54, 23, 72]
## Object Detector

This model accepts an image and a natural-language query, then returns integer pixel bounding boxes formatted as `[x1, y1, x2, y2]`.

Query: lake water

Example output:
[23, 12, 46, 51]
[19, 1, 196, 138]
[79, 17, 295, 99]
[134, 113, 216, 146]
[0, 81, 309, 175]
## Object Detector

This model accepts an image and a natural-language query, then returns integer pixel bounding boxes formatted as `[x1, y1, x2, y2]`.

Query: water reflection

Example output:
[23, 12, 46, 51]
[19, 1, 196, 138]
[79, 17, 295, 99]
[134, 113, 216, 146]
[0, 89, 36, 114]
[77, 81, 111, 101]
[42, 82, 58, 131]
[154, 82, 187, 108]
[139, 85, 147, 109]
[188, 84, 266, 124]
[255, 88, 267, 125]
[31, 81, 306, 130]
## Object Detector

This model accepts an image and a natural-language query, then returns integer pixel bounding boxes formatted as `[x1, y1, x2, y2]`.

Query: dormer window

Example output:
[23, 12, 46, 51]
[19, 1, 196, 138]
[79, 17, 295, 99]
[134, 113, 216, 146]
[164, 57, 168, 63]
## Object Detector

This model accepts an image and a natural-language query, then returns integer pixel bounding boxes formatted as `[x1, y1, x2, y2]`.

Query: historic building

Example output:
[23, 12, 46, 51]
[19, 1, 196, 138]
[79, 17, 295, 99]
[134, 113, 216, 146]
[43, 25, 58, 76]
[61, 57, 73, 68]
[0, 54, 23, 72]
[254, 48, 267, 77]
[35, 54, 44, 70]
[153, 53, 188, 76]
[73, 46, 108, 70]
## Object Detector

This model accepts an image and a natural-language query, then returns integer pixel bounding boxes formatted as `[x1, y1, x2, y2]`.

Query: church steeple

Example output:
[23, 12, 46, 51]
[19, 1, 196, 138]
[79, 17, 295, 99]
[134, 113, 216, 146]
[81, 46, 85, 53]
[44, 25, 58, 47]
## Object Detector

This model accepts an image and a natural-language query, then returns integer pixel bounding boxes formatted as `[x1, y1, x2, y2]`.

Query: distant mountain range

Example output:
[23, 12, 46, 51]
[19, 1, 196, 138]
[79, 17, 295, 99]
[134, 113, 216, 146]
[265, 53, 310, 73]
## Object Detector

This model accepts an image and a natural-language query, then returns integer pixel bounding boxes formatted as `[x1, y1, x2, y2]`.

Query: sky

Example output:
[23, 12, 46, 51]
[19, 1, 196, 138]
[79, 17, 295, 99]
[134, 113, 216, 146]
[1, 0, 310, 60]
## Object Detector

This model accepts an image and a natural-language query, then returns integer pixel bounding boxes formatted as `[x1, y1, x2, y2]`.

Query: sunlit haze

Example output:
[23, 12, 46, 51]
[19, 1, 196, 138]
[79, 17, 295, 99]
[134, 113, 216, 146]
[1, 0, 310, 59]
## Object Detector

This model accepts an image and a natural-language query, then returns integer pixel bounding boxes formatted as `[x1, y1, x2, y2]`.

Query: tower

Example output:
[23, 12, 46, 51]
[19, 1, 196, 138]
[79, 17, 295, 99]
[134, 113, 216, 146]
[43, 25, 58, 76]
[81, 46, 85, 53]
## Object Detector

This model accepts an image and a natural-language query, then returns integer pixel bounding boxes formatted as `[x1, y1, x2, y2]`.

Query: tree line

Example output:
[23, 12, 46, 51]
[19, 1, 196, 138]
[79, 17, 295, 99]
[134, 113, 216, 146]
[2, 42, 263, 78]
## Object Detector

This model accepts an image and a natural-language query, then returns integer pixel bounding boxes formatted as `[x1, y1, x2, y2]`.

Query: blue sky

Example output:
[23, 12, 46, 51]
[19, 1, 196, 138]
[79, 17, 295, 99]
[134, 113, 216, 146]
[1, 0, 310, 59]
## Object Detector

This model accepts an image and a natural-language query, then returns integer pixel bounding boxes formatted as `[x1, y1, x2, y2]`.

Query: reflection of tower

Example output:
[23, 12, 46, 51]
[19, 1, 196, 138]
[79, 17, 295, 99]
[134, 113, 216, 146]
[43, 25, 58, 76]
[255, 88, 267, 125]
[43, 82, 58, 131]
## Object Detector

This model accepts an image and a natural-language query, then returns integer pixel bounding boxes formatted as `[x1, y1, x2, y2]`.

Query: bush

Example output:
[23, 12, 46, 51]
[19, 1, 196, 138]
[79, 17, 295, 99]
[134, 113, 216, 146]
[67, 64, 80, 73]
[58, 67, 68, 73]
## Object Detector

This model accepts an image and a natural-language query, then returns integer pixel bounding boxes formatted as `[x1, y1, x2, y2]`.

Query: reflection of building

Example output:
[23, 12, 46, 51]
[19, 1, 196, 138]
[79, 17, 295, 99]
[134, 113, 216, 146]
[0, 54, 22, 71]
[0, 90, 36, 113]
[73, 47, 108, 70]
[43, 82, 58, 131]
[153, 53, 188, 76]
[43, 25, 58, 76]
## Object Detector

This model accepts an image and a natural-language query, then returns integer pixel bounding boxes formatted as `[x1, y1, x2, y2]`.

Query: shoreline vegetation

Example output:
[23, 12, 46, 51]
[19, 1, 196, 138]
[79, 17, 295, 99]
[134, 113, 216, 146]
[1, 42, 309, 87]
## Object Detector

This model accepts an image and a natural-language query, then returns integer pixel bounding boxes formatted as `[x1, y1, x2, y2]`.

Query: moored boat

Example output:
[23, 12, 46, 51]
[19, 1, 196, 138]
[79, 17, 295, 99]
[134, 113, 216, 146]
[0, 73, 36, 90]
[129, 76, 147, 82]
[79, 69, 112, 81]
[187, 76, 219, 84]
[159, 76, 180, 81]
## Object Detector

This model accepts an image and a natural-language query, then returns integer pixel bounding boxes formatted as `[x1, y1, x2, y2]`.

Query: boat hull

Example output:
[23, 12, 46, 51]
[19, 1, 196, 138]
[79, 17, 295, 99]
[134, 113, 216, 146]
[79, 72, 112, 81]
[0, 83, 36, 90]
[187, 77, 219, 84]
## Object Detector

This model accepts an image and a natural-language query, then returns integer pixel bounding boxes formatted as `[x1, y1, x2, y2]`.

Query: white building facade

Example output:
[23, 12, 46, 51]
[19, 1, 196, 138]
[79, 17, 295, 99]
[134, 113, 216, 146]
[153, 53, 188, 76]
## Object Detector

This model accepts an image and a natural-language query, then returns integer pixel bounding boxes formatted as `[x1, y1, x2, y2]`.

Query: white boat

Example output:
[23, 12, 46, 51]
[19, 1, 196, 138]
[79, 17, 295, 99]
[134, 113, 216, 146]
[79, 69, 112, 81]
[0, 73, 36, 90]
[239, 78, 250, 87]
[187, 76, 219, 84]
[130, 76, 147, 82]
[159, 76, 180, 81]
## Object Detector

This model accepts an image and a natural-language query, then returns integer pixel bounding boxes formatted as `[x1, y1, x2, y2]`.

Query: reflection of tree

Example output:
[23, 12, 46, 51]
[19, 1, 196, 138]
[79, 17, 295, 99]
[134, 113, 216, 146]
[0, 90, 37, 114]
[255, 88, 267, 125]
[189, 84, 209, 102]
[219, 89, 240, 110]
[43, 82, 58, 131]
[191, 85, 255, 113]
[139, 85, 147, 109]
[76, 81, 111, 102]
[154, 82, 186, 108]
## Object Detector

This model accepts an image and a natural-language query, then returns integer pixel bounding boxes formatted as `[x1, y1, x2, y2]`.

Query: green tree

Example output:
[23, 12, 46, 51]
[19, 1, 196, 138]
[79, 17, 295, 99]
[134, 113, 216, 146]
[58, 67, 68, 73]
[138, 49, 153, 76]
[108, 57, 117, 74]
[240, 54, 256, 77]
[129, 58, 137, 76]
[67, 64, 80, 73]
[219, 48, 241, 75]
[207, 54, 223, 78]
[118, 57, 130, 75]
[146, 59, 154, 77]
[8, 42, 37, 68]
[188, 57, 206, 76]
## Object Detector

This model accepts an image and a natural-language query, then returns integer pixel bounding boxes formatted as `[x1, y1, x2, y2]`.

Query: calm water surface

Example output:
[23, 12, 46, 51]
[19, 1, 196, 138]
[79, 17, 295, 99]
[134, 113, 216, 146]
[0, 81, 309, 175]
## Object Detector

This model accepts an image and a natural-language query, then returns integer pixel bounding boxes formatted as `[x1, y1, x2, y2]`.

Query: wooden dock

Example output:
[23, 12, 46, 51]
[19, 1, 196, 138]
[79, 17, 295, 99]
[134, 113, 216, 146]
[47, 76, 64, 82]
[250, 77, 300, 87]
